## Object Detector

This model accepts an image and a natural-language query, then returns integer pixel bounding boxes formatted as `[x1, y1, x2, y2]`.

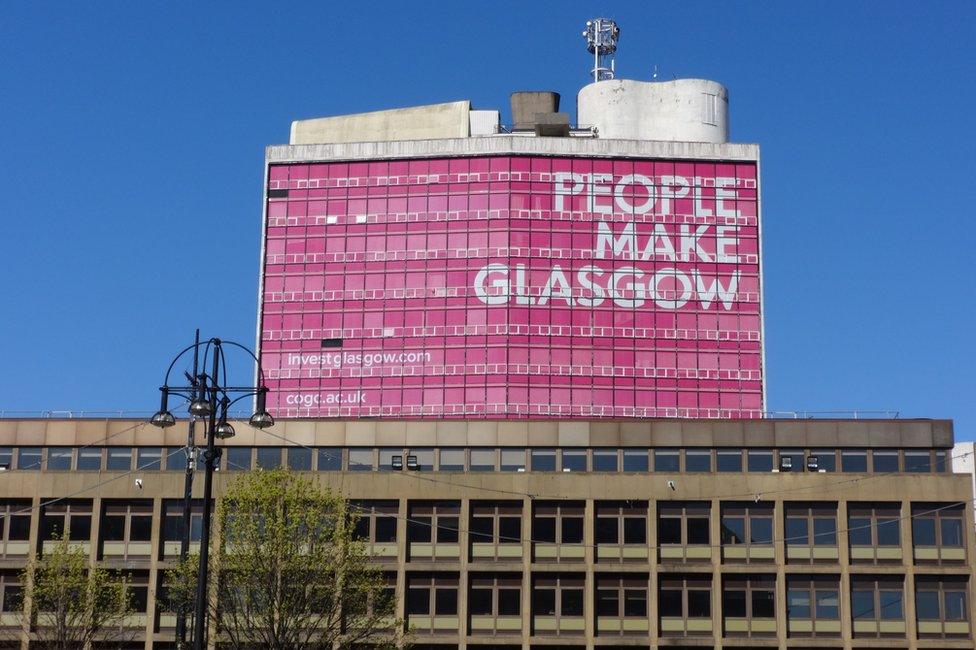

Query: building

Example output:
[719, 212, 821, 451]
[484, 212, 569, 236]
[0, 417, 973, 649]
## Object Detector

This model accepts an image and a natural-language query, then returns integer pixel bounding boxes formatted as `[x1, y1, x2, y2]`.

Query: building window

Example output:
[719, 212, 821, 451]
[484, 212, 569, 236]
[912, 503, 964, 561]
[438, 448, 464, 471]
[106, 447, 133, 471]
[255, 447, 282, 470]
[561, 449, 587, 472]
[685, 449, 712, 472]
[592, 449, 618, 472]
[378, 448, 401, 471]
[851, 576, 904, 636]
[532, 575, 584, 620]
[40, 500, 92, 542]
[721, 504, 774, 559]
[810, 449, 836, 472]
[786, 576, 840, 636]
[654, 449, 680, 472]
[406, 573, 458, 617]
[17, 447, 41, 471]
[871, 450, 899, 472]
[100, 500, 153, 555]
[595, 575, 648, 623]
[659, 575, 711, 635]
[136, 447, 162, 470]
[470, 449, 496, 472]
[0, 501, 31, 550]
[409, 448, 434, 471]
[161, 499, 205, 547]
[470, 502, 521, 545]
[408, 501, 459, 545]
[531, 449, 557, 471]
[0, 571, 22, 614]
[916, 577, 969, 638]
[316, 447, 342, 471]
[345, 572, 396, 626]
[657, 502, 710, 547]
[351, 500, 398, 545]
[499, 449, 525, 472]
[47, 447, 73, 470]
[848, 504, 901, 556]
[778, 449, 805, 472]
[746, 450, 773, 472]
[716, 449, 742, 472]
[112, 570, 149, 614]
[622, 449, 648, 472]
[469, 574, 521, 617]
[784, 503, 838, 552]
[533, 503, 584, 545]
[722, 576, 775, 631]
[348, 448, 374, 471]
[286, 447, 312, 471]
[841, 449, 867, 472]
[0, 448, 10, 471]
[595, 501, 647, 547]
[225, 447, 252, 471]
[904, 450, 932, 472]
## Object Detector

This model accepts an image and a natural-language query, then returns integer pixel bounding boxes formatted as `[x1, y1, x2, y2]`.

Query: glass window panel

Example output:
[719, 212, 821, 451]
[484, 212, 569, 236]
[255, 448, 281, 470]
[8, 516, 30, 541]
[622, 449, 648, 472]
[410, 448, 434, 471]
[106, 448, 132, 471]
[945, 590, 967, 621]
[470, 449, 495, 472]
[595, 589, 618, 616]
[592, 449, 618, 472]
[785, 517, 808, 544]
[130, 516, 152, 541]
[816, 590, 839, 619]
[316, 448, 341, 471]
[286, 447, 311, 471]
[787, 589, 810, 618]
[841, 450, 867, 472]
[685, 450, 711, 472]
[654, 449, 679, 472]
[623, 589, 646, 617]
[716, 450, 742, 472]
[438, 449, 464, 471]
[657, 518, 681, 544]
[848, 517, 873, 546]
[935, 450, 949, 473]
[722, 589, 746, 617]
[0, 448, 10, 469]
[532, 588, 555, 615]
[721, 517, 745, 544]
[101, 515, 125, 541]
[595, 517, 618, 544]
[750, 518, 773, 544]
[17, 448, 41, 470]
[561, 450, 587, 472]
[406, 587, 429, 614]
[753, 590, 775, 617]
[136, 448, 161, 470]
[375, 517, 397, 542]
[915, 591, 940, 620]
[872, 451, 899, 473]
[531, 449, 556, 471]
[941, 518, 963, 547]
[876, 518, 900, 546]
[407, 517, 431, 542]
[813, 518, 837, 545]
[69, 516, 91, 541]
[779, 450, 805, 472]
[904, 452, 930, 472]
[436, 517, 459, 543]
[498, 588, 520, 615]
[912, 519, 937, 546]
[434, 588, 457, 615]
[469, 588, 492, 616]
[47, 448, 73, 470]
[811, 449, 836, 472]
[533, 517, 556, 543]
[378, 448, 400, 471]
[851, 590, 875, 619]
[348, 449, 373, 471]
[166, 448, 187, 472]
[688, 589, 710, 617]
[687, 517, 710, 544]
[561, 588, 584, 616]
[225, 448, 251, 471]
[623, 517, 646, 544]
[470, 516, 493, 542]
[747, 450, 773, 472]
[500, 449, 525, 472]
[561, 518, 583, 544]
[879, 589, 903, 620]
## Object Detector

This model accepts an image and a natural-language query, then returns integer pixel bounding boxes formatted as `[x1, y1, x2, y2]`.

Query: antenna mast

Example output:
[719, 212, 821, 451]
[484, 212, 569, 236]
[582, 18, 620, 83]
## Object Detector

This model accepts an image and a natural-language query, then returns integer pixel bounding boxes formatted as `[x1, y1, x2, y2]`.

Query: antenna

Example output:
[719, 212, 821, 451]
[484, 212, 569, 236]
[582, 18, 620, 83]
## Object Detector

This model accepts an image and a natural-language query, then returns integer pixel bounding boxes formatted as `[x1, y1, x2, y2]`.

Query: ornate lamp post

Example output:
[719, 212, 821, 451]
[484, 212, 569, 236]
[149, 335, 273, 650]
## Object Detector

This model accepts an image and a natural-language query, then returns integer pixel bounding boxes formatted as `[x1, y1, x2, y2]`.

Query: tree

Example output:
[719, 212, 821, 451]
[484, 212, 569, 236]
[21, 535, 133, 650]
[167, 469, 401, 649]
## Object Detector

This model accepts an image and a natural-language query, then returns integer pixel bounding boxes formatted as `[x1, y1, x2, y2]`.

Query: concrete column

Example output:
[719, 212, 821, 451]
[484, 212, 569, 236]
[458, 497, 469, 648]
[709, 498, 723, 649]
[773, 499, 787, 647]
[837, 500, 853, 642]
[521, 497, 532, 649]
[145, 496, 164, 650]
[647, 499, 658, 641]
[395, 497, 408, 636]
[583, 498, 595, 645]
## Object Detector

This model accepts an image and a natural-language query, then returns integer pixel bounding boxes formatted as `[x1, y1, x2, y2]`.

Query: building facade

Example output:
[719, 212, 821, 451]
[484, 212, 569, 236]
[0, 417, 973, 649]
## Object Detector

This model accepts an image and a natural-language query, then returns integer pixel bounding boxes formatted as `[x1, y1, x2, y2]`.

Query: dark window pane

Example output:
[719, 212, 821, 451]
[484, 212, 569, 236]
[913, 519, 937, 546]
[688, 589, 711, 617]
[750, 518, 773, 544]
[595, 517, 618, 544]
[435, 588, 457, 615]
[879, 590, 903, 620]
[851, 590, 874, 619]
[469, 588, 492, 615]
[406, 587, 429, 615]
[876, 518, 900, 546]
[1, 586, 22, 612]
[532, 589, 555, 616]
[659, 589, 682, 617]
[106, 448, 132, 471]
[469, 449, 494, 471]
[816, 590, 839, 619]
[69, 516, 91, 541]
[622, 450, 648, 472]
[130, 516, 152, 542]
[166, 448, 186, 472]
[813, 518, 837, 545]
[136, 448, 162, 470]
[848, 517, 872, 546]
[685, 451, 711, 472]
[561, 451, 587, 472]
[747, 451, 773, 472]
[8, 516, 30, 541]
[841, 451, 867, 472]
[352, 518, 369, 541]
[41, 516, 63, 540]
[592, 450, 618, 472]
[561, 518, 583, 544]
[128, 586, 148, 612]
[945, 591, 966, 621]
[904, 453, 930, 473]
[721, 518, 745, 545]
[77, 449, 103, 471]
[316, 448, 341, 471]
[624, 589, 646, 617]
[498, 588, 520, 615]
[654, 450, 679, 472]
[498, 516, 521, 542]
[657, 518, 681, 544]
[287, 448, 311, 471]
[716, 451, 742, 472]
[162, 516, 182, 542]
[407, 517, 431, 543]
[17, 448, 41, 471]
[723, 589, 746, 617]
[872, 451, 899, 473]
[375, 517, 396, 542]
[499, 449, 525, 472]
[787, 589, 810, 619]
[623, 518, 646, 544]
[785, 517, 808, 544]
[752, 590, 775, 617]
[595, 589, 618, 616]
[561, 588, 583, 616]
[348, 449, 373, 471]
[437, 517, 459, 543]
[470, 516, 493, 542]
[687, 517, 710, 544]
[256, 448, 281, 470]
[438, 449, 464, 471]
[812, 450, 836, 472]
[225, 448, 251, 471]
[533, 517, 556, 543]
[915, 591, 940, 620]
[101, 515, 125, 541]
[941, 518, 963, 547]
[47, 449, 72, 470]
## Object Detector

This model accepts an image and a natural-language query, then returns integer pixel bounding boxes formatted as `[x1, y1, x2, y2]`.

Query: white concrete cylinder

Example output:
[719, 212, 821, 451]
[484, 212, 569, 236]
[577, 78, 729, 143]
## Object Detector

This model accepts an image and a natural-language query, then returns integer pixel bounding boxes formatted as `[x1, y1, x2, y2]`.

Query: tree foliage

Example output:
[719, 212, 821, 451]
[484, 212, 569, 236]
[167, 469, 401, 649]
[21, 535, 133, 650]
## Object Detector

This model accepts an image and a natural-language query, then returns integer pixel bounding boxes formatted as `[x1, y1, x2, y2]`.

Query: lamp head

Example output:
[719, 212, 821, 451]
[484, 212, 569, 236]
[214, 421, 236, 439]
[150, 410, 176, 428]
[188, 398, 212, 418]
[249, 411, 274, 430]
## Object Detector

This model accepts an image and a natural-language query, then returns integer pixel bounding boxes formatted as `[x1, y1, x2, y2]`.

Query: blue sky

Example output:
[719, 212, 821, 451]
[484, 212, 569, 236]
[1, 2, 973, 437]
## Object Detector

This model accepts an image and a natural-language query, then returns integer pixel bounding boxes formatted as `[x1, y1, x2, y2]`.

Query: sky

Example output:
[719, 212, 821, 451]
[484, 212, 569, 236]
[1, 2, 973, 437]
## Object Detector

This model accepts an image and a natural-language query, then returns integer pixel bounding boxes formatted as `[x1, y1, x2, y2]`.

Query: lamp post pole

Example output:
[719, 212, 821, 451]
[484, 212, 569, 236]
[149, 335, 274, 650]
[175, 330, 200, 649]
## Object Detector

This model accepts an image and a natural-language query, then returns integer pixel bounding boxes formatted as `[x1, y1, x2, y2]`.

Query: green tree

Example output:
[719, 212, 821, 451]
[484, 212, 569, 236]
[167, 469, 401, 649]
[21, 535, 133, 650]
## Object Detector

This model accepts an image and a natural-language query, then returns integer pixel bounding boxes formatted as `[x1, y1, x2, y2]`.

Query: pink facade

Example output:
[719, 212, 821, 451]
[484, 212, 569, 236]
[259, 156, 763, 418]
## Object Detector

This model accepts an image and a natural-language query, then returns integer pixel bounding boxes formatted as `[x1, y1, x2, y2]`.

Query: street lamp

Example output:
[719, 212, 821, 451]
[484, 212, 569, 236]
[149, 334, 273, 650]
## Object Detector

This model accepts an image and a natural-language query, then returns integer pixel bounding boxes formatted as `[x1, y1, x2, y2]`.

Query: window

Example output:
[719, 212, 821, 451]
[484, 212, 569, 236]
[255, 447, 282, 470]
[654, 449, 680, 472]
[778, 449, 804, 472]
[659, 575, 711, 632]
[915, 577, 969, 635]
[348, 448, 373, 471]
[595, 576, 648, 622]
[40, 500, 92, 542]
[716, 449, 742, 472]
[470, 449, 495, 472]
[723, 576, 775, 622]
[162, 499, 206, 544]
[657, 502, 710, 546]
[409, 448, 434, 471]
[0, 501, 31, 547]
[106, 447, 132, 471]
[351, 501, 398, 544]
[533, 502, 584, 545]
[721, 504, 773, 549]
[786, 577, 840, 634]
[904, 451, 931, 472]
[136, 447, 162, 470]
[841, 450, 867, 472]
[592, 449, 618, 472]
[851, 576, 904, 630]
[530, 449, 556, 471]
[784, 503, 838, 548]
[100, 501, 152, 554]
[470, 502, 521, 544]
[848, 503, 901, 550]
[408, 501, 459, 544]
[685, 449, 711, 472]
[469, 575, 520, 617]
[622, 449, 648, 472]
[810, 449, 836, 472]
[561, 449, 587, 472]
[286, 447, 312, 470]
[872, 450, 899, 472]
[747, 450, 773, 472]
[316, 448, 342, 471]
[595, 502, 647, 546]
[0, 448, 10, 470]
[532, 575, 584, 619]
[438, 448, 464, 471]
[225, 447, 252, 471]
[500, 449, 525, 472]
[406, 574, 458, 616]
[912, 503, 964, 554]
[0, 571, 22, 613]
[378, 448, 401, 471]
[17, 447, 41, 471]
[47, 448, 73, 470]
[935, 450, 950, 473]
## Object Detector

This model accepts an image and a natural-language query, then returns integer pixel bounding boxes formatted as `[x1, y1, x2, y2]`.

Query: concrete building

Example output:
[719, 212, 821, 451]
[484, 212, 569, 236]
[0, 417, 973, 649]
